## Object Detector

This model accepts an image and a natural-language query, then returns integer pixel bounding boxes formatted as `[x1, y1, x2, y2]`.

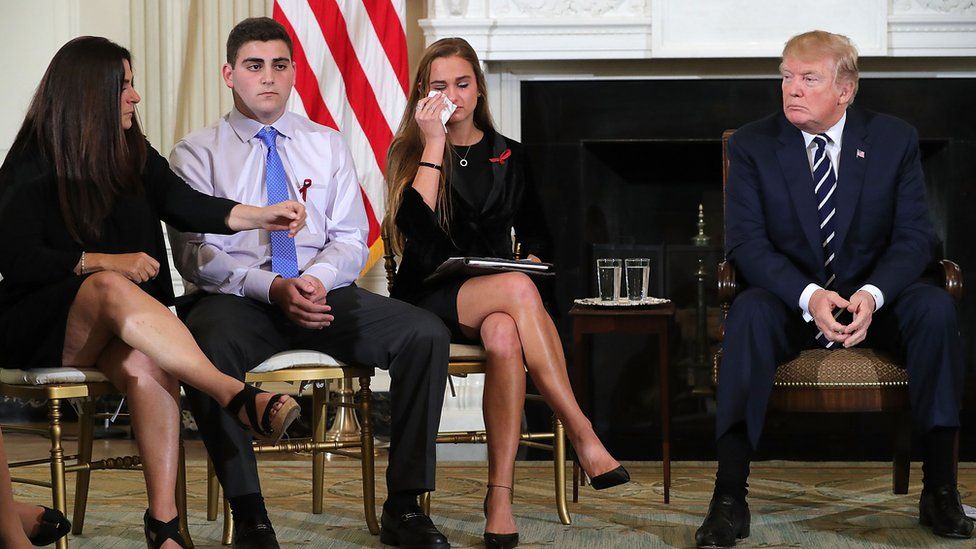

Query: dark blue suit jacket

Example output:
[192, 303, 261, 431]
[725, 106, 939, 311]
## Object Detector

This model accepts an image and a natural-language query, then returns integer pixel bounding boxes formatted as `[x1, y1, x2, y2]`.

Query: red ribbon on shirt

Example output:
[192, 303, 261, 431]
[489, 149, 512, 166]
[299, 179, 312, 201]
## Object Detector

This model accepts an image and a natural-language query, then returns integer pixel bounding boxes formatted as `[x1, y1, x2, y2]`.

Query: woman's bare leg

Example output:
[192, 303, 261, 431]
[457, 273, 619, 479]
[62, 271, 284, 423]
[473, 313, 525, 535]
[94, 339, 182, 547]
[0, 429, 32, 548]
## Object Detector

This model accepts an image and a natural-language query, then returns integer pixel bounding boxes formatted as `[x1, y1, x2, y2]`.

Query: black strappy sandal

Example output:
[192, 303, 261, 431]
[226, 383, 301, 444]
[28, 506, 70, 546]
[143, 510, 187, 548]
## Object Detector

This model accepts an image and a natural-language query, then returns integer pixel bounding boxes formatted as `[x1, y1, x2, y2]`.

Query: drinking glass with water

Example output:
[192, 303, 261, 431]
[596, 258, 622, 301]
[625, 258, 650, 301]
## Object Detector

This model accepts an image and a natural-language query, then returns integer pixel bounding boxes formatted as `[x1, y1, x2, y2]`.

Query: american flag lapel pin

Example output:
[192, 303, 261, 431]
[856, 149, 865, 159]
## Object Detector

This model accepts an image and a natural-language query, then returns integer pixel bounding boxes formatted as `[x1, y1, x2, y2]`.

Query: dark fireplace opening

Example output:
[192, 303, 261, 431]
[521, 77, 976, 462]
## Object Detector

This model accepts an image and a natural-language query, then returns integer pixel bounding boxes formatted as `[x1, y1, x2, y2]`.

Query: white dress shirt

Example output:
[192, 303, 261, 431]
[170, 108, 369, 303]
[796, 112, 884, 321]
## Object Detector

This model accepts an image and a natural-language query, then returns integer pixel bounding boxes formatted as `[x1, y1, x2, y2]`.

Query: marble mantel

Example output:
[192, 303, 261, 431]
[421, 0, 976, 59]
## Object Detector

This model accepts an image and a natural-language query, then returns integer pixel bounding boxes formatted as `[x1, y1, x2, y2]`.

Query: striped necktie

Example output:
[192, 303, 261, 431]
[812, 134, 845, 348]
[257, 126, 299, 278]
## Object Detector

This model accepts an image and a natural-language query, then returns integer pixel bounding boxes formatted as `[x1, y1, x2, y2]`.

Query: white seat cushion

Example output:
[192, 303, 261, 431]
[0, 367, 109, 385]
[249, 350, 349, 374]
[449, 343, 486, 361]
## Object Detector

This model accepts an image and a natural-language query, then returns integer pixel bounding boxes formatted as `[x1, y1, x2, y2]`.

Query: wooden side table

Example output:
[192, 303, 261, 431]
[569, 302, 676, 503]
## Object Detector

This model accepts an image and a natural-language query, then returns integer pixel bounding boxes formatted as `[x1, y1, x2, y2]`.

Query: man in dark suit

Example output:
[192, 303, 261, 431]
[695, 30, 971, 548]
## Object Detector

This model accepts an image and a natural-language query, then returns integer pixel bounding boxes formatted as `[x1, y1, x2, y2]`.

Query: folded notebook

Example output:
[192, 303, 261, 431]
[424, 256, 554, 285]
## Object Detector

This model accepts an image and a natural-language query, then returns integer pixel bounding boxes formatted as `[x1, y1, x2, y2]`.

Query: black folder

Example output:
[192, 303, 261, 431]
[424, 257, 554, 285]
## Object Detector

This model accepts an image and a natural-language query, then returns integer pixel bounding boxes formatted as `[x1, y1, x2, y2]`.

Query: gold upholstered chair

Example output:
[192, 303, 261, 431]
[715, 129, 963, 493]
[381, 231, 571, 525]
[204, 352, 379, 545]
[0, 367, 194, 548]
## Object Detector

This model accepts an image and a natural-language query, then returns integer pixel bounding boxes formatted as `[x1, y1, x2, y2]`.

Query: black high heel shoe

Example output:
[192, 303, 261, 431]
[143, 510, 188, 548]
[483, 484, 519, 549]
[589, 465, 630, 490]
[28, 506, 70, 546]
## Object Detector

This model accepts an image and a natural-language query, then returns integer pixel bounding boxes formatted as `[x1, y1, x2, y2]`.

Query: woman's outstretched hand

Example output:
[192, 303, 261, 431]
[228, 202, 306, 237]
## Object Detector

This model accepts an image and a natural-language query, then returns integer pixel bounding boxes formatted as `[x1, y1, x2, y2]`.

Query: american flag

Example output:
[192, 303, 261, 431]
[273, 0, 408, 271]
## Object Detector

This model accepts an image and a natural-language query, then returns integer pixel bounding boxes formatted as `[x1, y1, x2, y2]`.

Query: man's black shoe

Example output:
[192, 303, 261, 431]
[919, 485, 974, 539]
[233, 518, 281, 549]
[695, 494, 750, 548]
[380, 506, 450, 548]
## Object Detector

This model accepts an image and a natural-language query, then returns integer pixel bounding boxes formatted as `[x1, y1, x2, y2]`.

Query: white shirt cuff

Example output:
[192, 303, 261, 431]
[302, 264, 339, 294]
[243, 269, 280, 304]
[799, 283, 822, 322]
[858, 284, 884, 312]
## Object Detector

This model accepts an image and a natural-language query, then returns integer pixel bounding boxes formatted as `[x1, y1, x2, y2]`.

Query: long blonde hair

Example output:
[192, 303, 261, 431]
[384, 37, 495, 255]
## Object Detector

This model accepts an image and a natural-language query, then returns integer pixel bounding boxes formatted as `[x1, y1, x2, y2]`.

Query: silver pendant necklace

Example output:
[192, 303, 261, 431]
[452, 144, 474, 167]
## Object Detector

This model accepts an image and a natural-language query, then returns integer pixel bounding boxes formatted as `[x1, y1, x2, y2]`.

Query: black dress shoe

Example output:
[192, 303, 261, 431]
[28, 506, 71, 546]
[379, 506, 450, 548]
[589, 465, 630, 490]
[919, 485, 975, 539]
[695, 495, 750, 548]
[233, 518, 280, 549]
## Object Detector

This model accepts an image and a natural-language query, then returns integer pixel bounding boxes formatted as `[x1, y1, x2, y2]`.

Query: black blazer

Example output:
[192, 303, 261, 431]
[725, 106, 939, 308]
[0, 143, 237, 309]
[391, 131, 552, 303]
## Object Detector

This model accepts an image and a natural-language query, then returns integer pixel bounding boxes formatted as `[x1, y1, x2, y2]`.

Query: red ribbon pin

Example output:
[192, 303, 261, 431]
[489, 149, 512, 166]
[299, 179, 312, 201]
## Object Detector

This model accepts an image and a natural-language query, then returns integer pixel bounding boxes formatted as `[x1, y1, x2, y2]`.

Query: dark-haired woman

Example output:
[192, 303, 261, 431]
[384, 37, 629, 548]
[0, 37, 305, 548]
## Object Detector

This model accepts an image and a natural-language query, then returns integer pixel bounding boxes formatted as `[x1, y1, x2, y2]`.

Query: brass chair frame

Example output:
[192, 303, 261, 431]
[0, 377, 193, 549]
[205, 362, 379, 545]
[381, 233, 571, 525]
[716, 128, 963, 493]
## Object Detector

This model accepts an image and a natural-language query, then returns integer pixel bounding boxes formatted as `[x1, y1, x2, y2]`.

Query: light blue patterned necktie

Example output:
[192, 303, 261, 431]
[257, 126, 299, 278]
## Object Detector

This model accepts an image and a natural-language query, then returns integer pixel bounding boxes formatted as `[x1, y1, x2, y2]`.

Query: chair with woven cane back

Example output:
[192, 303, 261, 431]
[381, 230, 571, 526]
[204, 352, 379, 545]
[0, 367, 194, 548]
[715, 128, 963, 493]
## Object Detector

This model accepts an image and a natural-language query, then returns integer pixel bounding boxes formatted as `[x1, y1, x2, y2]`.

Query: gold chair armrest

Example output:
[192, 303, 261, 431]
[940, 259, 963, 301]
[718, 260, 737, 306]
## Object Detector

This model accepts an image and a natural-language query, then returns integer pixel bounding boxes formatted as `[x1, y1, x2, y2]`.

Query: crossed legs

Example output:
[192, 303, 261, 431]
[457, 272, 620, 534]
[60, 272, 286, 547]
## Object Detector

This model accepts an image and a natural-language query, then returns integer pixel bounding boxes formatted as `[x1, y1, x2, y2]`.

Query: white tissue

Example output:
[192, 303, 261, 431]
[427, 90, 457, 133]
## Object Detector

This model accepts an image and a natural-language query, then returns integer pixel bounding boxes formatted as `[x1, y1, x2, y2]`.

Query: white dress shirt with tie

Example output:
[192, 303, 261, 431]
[170, 108, 369, 303]
[796, 112, 884, 322]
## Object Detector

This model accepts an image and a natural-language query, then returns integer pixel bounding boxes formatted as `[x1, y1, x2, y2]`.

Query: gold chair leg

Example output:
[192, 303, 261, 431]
[48, 398, 69, 549]
[72, 398, 95, 535]
[553, 417, 571, 525]
[312, 381, 328, 514]
[358, 376, 379, 535]
[222, 497, 234, 546]
[420, 491, 431, 516]
[206, 457, 219, 521]
[177, 438, 194, 548]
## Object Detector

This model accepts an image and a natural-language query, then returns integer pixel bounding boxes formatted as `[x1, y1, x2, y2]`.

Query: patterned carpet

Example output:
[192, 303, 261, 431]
[10, 456, 976, 548]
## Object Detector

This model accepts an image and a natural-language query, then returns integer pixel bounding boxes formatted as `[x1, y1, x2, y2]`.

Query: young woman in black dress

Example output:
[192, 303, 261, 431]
[0, 37, 306, 548]
[385, 37, 629, 548]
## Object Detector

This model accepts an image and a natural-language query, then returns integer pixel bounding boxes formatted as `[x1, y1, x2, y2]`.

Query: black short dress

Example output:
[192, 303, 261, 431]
[390, 130, 551, 342]
[0, 144, 237, 367]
